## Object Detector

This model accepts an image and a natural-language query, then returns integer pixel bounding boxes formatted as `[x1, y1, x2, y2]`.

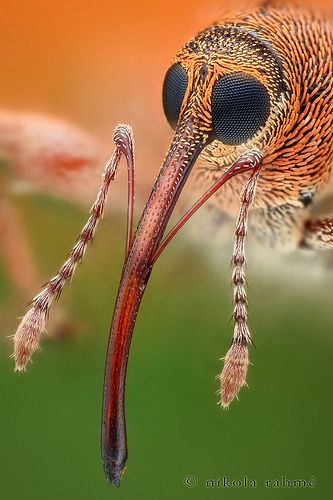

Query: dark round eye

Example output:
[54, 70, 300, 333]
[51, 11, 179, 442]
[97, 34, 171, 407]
[211, 73, 270, 145]
[162, 64, 188, 128]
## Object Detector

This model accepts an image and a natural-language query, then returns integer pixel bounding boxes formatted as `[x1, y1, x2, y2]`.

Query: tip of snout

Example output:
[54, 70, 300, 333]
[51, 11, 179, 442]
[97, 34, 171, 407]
[103, 457, 126, 487]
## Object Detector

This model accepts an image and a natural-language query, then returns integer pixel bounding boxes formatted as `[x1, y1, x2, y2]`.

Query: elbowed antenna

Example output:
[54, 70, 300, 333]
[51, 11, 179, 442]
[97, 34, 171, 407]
[12, 125, 135, 371]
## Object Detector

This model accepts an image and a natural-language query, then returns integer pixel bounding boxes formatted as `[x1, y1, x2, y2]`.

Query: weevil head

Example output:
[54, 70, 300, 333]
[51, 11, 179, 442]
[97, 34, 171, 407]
[162, 24, 287, 167]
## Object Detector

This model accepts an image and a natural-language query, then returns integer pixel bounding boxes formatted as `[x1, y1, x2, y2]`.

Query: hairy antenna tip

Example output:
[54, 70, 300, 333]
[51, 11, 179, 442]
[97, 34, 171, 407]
[219, 341, 249, 408]
[13, 307, 46, 371]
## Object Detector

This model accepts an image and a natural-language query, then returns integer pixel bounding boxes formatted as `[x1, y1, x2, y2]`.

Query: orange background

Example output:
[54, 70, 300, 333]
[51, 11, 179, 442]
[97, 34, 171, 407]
[1, 0, 332, 190]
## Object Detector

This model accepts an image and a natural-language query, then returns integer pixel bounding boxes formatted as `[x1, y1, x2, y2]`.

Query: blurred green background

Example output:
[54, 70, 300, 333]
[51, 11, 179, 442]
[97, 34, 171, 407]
[1, 192, 332, 500]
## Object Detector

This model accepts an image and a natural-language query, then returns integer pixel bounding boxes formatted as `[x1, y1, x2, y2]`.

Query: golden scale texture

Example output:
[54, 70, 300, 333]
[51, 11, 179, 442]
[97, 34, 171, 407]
[174, 4, 333, 247]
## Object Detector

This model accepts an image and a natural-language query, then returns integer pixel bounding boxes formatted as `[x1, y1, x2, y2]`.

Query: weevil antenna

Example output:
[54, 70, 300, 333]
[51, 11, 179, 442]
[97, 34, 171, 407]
[152, 151, 262, 264]
[13, 124, 135, 371]
[219, 166, 261, 407]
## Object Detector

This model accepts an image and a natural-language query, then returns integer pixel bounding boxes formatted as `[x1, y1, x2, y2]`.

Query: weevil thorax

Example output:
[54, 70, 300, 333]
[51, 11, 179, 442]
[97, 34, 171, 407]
[172, 5, 333, 215]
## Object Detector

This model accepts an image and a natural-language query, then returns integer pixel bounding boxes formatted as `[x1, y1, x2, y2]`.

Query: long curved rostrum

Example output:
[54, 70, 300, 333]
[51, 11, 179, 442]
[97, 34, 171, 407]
[101, 128, 262, 484]
[101, 111, 209, 485]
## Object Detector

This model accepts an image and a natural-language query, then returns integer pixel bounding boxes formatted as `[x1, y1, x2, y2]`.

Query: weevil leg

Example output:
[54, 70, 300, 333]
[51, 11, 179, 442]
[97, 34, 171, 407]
[0, 170, 78, 340]
[300, 216, 333, 250]
[0, 192, 40, 300]
[249, 203, 307, 251]
[12, 124, 135, 371]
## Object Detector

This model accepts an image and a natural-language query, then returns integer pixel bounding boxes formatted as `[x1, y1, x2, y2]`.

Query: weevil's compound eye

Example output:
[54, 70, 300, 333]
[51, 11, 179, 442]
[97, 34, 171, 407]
[162, 64, 189, 128]
[212, 72, 270, 146]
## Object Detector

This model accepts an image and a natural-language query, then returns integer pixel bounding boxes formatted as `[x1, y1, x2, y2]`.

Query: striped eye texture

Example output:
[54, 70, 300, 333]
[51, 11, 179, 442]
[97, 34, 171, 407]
[212, 72, 270, 146]
[162, 64, 189, 128]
